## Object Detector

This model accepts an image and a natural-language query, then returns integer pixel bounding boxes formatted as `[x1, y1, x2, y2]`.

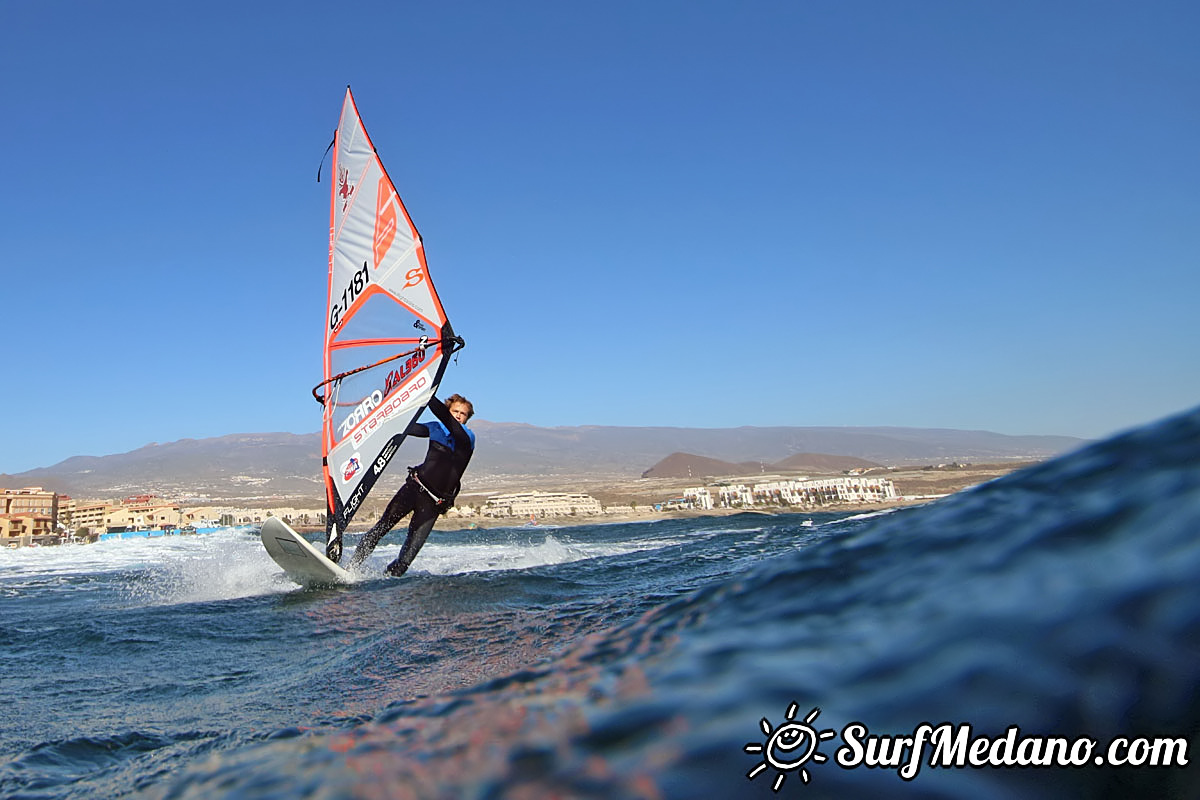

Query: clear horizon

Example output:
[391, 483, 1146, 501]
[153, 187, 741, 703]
[2, 1, 1197, 474]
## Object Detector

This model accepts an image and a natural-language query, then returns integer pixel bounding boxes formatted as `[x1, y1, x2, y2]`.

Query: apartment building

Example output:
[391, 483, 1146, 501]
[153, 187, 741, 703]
[0, 513, 54, 547]
[683, 487, 714, 510]
[482, 491, 603, 518]
[72, 500, 111, 533]
[685, 476, 899, 509]
[1, 487, 60, 547]
[103, 495, 182, 532]
[2, 487, 58, 526]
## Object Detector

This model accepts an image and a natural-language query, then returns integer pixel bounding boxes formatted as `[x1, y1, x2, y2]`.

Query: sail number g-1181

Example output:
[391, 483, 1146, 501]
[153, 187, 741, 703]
[329, 263, 371, 330]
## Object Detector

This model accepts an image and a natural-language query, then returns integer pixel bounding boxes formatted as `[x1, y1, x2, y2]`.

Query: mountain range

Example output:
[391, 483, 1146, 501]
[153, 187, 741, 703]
[0, 421, 1086, 501]
[641, 451, 884, 479]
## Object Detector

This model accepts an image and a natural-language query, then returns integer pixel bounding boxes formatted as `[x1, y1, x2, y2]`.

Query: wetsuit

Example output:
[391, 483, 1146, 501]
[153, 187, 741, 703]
[349, 396, 475, 576]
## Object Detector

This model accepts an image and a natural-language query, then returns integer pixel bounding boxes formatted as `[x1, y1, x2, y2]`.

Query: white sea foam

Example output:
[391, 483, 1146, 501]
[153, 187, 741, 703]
[836, 508, 902, 523]
[356, 533, 691, 577]
[0, 530, 241, 578]
[0, 529, 289, 605]
[0, 526, 693, 600]
[693, 527, 765, 537]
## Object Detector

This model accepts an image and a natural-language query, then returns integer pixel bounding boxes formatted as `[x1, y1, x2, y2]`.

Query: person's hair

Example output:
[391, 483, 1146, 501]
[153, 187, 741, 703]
[446, 393, 474, 420]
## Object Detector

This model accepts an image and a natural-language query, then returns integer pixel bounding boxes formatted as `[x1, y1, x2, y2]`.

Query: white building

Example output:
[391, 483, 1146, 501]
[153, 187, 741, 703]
[717, 484, 755, 507]
[788, 477, 898, 504]
[482, 491, 603, 518]
[683, 487, 714, 510]
[684, 477, 898, 510]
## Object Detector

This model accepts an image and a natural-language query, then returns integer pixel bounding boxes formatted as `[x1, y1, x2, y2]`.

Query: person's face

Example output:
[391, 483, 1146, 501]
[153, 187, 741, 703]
[449, 403, 470, 424]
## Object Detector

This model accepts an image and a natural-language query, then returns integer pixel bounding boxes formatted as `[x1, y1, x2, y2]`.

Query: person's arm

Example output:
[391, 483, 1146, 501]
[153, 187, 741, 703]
[405, 420, 430, 437]
[427, 396, 472, 451]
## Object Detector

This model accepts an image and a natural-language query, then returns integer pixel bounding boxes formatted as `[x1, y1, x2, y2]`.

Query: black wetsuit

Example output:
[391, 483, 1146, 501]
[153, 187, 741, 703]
[349, 397, 475, 576]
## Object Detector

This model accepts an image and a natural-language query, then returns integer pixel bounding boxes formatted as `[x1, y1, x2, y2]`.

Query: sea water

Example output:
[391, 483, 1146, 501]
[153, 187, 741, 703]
[1, 407, 1197, 799]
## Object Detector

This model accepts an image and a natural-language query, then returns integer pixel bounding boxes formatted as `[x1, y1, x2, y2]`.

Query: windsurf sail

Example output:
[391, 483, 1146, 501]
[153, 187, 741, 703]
[316, 87, 462, 558]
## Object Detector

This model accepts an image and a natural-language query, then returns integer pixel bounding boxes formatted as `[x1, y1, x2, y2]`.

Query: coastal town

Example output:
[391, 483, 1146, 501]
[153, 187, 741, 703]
[0, 473, 918, 549]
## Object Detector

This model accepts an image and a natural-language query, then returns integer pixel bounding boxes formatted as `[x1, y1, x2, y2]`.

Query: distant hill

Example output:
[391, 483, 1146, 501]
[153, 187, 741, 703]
[641, 453, 764, 480]
[0, 434, 324, 501]
[642, 451, 882, 479]
[0, 422, 1086, 501]
[467, 421, 1081, 475]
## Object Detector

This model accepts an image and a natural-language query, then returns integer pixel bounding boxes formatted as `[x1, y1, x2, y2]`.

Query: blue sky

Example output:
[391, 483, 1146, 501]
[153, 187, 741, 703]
[1, 1, 1197, 474]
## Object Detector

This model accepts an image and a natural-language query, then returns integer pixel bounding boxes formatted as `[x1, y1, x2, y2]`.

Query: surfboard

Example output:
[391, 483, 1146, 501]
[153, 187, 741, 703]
[260, 517, 354, 587]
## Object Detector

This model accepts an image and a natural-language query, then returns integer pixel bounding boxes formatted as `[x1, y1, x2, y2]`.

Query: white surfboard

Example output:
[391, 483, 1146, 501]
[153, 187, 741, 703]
[260, 517, 355, 587]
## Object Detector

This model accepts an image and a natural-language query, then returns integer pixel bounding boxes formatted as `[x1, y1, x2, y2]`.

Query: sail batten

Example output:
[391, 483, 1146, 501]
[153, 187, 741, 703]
[330, 337, 433, 349]
[319, 88, 459, 542]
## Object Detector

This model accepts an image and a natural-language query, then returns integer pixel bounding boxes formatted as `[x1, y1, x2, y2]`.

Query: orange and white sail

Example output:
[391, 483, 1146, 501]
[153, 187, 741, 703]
[316, 87, 461, 543]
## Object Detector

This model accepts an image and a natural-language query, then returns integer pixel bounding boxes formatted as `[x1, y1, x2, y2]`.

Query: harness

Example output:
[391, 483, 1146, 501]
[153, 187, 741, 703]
[408, 467, 450, 506]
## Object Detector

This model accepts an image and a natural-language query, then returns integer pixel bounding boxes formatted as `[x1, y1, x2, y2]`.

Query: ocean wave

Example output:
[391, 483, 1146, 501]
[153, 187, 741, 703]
[2, 407, 1196, 799]
[148, 407, 1200, 798]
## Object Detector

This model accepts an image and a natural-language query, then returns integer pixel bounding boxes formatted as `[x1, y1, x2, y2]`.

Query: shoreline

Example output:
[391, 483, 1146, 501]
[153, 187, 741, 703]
[428, 460, 1030, 532]
[283, 460, 1039, 537]
[442, 495, 941, 532]
[292, 498, 937, 537]
[32, 462, 1028, 544]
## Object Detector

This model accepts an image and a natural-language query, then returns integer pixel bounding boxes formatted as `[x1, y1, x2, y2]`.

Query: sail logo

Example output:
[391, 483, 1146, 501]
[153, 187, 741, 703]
[346, 484, 366, 515]
[350, 373, 428, 449]
[385, 349, 426, 395]
[338, 390, 385, 438]
[374, 441, 399, 476]
[373, 178, 397, 267]
[337, 167, 355, 212]
[341, 454, 362, 481]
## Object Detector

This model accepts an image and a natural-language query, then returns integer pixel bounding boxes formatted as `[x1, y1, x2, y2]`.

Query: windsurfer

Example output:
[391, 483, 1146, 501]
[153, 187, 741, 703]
[345, 394, 476, 576]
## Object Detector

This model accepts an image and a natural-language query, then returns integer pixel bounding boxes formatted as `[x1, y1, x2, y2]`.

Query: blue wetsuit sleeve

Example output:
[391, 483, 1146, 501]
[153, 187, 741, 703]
[427, 397, 473, 453]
